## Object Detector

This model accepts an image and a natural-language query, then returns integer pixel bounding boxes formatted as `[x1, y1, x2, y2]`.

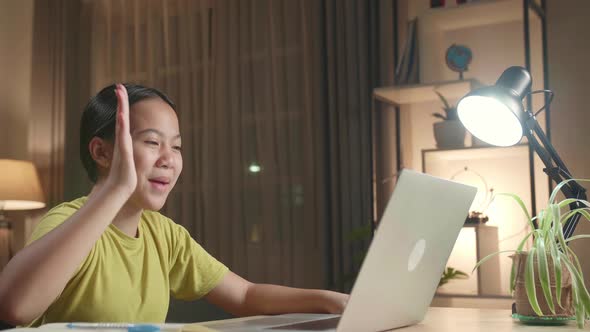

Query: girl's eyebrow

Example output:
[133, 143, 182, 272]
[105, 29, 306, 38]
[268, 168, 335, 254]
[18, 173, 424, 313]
[135, 128, 181, 139]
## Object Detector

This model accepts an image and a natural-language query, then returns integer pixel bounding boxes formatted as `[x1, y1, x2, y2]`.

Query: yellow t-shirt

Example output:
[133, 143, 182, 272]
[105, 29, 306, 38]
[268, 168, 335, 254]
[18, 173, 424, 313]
[26, 197, 229, 326]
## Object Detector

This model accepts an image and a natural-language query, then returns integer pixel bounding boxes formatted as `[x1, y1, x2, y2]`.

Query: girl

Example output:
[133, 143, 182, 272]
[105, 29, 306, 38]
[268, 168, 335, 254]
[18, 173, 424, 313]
[0, 84, 348, 326]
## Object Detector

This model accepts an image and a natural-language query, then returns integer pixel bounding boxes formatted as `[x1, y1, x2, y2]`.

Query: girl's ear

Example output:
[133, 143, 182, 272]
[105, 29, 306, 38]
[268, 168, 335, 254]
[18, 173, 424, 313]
[88, 137, 114, 169]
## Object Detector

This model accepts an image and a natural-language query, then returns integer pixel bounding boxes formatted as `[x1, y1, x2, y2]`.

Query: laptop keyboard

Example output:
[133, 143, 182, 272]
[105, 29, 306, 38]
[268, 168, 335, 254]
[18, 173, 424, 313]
[204, 316, 312, 330]
[267, 317, 341, 331]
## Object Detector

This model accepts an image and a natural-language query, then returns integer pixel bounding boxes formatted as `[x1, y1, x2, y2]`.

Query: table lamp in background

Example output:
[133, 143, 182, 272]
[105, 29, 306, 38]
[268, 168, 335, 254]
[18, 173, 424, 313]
[0, 159, 46, 267]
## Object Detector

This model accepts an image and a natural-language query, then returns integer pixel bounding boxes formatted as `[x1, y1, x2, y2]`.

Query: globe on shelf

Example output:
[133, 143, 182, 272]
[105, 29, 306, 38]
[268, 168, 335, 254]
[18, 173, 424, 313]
[445, 44, 473, 80]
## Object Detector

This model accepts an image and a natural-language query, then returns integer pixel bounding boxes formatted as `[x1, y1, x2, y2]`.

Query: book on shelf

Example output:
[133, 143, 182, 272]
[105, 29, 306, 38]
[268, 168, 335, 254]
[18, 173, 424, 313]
[395, 18, 419, 85]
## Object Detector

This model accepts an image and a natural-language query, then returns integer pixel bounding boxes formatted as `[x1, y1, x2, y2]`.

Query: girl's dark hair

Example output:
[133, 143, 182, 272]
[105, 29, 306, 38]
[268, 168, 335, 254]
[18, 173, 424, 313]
[80, 83, 176, 183]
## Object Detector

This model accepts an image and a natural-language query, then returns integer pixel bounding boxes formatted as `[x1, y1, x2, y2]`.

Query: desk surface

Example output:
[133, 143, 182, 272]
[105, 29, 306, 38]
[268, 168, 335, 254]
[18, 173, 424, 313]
[197, 307, 590, 331]
[8, 307, 590, 331]
[403, 307, 588, 331]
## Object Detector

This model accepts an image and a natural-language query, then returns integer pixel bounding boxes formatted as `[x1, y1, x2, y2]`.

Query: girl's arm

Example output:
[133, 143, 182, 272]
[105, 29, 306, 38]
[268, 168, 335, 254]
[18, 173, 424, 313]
[205, 271, 349, 317]
[0, 85, 136, 325]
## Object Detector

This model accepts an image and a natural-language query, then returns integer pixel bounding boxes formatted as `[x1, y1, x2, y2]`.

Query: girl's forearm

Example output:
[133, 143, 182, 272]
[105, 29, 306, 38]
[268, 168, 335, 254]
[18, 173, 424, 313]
[242, 284, 348, 316]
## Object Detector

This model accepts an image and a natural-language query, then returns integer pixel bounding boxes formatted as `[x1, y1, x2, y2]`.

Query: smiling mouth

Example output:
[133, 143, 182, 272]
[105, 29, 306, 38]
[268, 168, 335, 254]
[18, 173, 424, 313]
[148, 179, 171, 191]
[149, 179, 169, 185]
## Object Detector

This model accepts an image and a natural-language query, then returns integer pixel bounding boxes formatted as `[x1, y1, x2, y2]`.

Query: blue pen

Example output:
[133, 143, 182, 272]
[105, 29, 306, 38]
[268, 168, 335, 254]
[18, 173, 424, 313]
[66, 323, 160, 332]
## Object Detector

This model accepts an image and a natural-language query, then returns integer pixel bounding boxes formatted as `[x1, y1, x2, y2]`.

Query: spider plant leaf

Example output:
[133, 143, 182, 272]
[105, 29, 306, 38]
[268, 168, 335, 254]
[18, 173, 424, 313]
[549, 179, 577, 204]
[553, 205, 563, 239]
[575, 290, 585, 329]
[472, 250, 518, 273]
[550, 178, 590, 205]
[560, 208, 590, 224]
[564, 238, 590, 315]
[538, 209, 548, 233]
[525, 248, 543, 316]
[497, 193, 534, 229]
[556, 224, 568, 261]
[516, 231, 534, 251]
[535, 237, 555, 314]
[558, 198, 587, 209]
[542, 205, 557, 234]
[550, 179, 590, 202]
[574, 209, 590, 223]
[566, 234, 590, 243]
[563, 257, 590, 324]
[550, 177, 590, 202]
[550, 243, 563, 308]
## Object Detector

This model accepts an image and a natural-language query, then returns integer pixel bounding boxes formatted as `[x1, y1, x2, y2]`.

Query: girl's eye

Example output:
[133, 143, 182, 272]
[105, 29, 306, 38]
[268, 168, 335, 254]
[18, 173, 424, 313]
[145, 140, 159, 146]
[173, 146, 182, 152]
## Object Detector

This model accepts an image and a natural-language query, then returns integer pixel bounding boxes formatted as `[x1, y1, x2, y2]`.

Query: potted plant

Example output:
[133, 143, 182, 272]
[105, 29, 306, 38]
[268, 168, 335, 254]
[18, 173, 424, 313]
[474, 179, 590, 328]
[432, 91, 466, 149]
[439, 267, 469, 287]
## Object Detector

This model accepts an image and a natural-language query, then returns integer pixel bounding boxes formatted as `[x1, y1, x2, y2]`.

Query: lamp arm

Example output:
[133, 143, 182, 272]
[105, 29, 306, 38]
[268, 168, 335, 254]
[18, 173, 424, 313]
[523, 114, 587, 240]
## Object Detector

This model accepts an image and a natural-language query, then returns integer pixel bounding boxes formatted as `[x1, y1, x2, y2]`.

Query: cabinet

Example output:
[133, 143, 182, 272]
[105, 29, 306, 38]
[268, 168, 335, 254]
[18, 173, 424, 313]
[371, 0, 549, 297]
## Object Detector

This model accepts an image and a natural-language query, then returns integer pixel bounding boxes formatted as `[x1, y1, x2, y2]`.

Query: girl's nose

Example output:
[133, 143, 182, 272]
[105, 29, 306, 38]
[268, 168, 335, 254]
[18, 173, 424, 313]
[156, 149, 174, 169]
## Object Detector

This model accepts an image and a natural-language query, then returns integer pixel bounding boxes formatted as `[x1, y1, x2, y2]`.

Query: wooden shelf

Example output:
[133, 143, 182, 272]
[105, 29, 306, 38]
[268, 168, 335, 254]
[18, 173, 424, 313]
[422, 144, 529, 162]
[419, 0, 523, 31]
[373, 79, 480, 106]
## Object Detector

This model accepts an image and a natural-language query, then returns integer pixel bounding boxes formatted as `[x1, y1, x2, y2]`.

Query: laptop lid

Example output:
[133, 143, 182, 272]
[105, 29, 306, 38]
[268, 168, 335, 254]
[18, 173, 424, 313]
[336, 169, 476, 332]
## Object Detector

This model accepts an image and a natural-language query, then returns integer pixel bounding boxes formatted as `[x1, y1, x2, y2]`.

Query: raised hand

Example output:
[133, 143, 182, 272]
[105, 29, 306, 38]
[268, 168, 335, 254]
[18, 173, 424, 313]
[105, 84, 137, 196]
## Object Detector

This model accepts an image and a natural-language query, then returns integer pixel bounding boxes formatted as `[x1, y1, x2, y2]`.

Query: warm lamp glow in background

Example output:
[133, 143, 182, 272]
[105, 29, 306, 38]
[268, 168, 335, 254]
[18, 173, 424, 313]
[0, 159, 46, 267]
[0, 159, 45, 210]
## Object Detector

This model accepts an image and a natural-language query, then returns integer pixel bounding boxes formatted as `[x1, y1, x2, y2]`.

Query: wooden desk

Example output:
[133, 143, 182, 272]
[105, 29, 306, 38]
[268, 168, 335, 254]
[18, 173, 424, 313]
[7, 307, 590, 331]
[397, 307, 588, 331]
[196, 307, 590, 331]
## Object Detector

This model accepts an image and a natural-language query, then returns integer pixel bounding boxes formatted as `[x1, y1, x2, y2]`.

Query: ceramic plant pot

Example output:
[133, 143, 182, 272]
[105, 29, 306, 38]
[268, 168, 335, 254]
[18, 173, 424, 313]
[433, 120, 466, 149]
[511, 252, 574, 318]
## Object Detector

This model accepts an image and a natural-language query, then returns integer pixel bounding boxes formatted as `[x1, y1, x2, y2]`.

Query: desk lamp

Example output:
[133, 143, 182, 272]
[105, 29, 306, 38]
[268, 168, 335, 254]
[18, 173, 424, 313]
[0, 159, 46, 266]
[456, 66, 586, 240]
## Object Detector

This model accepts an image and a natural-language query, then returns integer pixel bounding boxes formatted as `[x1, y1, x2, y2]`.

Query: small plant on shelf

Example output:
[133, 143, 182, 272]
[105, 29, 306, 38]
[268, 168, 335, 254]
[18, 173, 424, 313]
[432, 91, 465, 149]
[474, 179, 590, 328]
[432, 91, 459, 121]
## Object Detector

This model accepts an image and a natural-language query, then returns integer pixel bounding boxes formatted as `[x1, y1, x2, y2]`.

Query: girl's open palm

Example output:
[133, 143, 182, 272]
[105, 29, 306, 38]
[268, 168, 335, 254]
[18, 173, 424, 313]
[106, 84, 137, 196]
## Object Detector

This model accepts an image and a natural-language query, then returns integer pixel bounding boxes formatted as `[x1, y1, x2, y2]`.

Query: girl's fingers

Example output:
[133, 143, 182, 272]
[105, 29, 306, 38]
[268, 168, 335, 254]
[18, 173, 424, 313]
[114, 87, 122, 137]
[115, 84, 130, 136]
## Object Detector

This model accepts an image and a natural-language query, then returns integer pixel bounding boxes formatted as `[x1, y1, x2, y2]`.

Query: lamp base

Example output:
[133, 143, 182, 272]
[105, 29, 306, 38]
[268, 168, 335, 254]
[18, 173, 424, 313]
[0, 220, 11, 269]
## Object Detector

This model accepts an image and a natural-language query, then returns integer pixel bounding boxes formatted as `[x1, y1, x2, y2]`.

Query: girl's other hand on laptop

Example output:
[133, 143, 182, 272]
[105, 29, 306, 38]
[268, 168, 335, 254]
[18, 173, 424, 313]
[323, 291, 349, 314]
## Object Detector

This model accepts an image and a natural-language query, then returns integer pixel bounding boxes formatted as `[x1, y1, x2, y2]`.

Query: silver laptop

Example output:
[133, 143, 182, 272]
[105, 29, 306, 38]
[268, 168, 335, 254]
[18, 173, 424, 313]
[201, 169, 477, 332]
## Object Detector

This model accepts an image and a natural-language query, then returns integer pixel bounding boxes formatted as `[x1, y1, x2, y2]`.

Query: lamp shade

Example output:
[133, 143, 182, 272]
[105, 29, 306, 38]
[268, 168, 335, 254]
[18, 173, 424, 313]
[0, 159, 46, 210]
[457, 66, 532, 147]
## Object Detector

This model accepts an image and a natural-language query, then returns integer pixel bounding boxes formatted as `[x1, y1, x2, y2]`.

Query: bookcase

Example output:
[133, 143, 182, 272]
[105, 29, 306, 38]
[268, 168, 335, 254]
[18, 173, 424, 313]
[371, 0, 549, 298]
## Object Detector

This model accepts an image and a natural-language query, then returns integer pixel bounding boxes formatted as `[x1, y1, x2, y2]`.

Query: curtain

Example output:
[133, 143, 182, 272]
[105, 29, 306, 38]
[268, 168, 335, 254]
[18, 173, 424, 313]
[72, 0, 393, 293]
[28, 0, 92, 244]
[26, 0, 79, 252]
[30, 1, 68, 211]
[322, 0, 387, 291]
[83, 0, 328, 288]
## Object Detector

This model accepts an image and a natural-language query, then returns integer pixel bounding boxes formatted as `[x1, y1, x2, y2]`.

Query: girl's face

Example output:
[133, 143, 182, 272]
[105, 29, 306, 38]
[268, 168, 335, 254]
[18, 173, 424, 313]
[127, 98, 183, 211]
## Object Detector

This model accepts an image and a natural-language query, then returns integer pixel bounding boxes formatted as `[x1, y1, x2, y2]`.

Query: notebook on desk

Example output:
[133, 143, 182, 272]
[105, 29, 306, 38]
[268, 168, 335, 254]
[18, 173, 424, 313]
[193, 169, 477, 332]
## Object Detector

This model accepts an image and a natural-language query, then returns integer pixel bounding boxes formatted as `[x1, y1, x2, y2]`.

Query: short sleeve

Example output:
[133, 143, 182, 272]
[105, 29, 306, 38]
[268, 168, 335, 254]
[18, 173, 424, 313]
[168, 224, 229, 300]
[26, 198, 94, 277]
[27, 203, 79, 245]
